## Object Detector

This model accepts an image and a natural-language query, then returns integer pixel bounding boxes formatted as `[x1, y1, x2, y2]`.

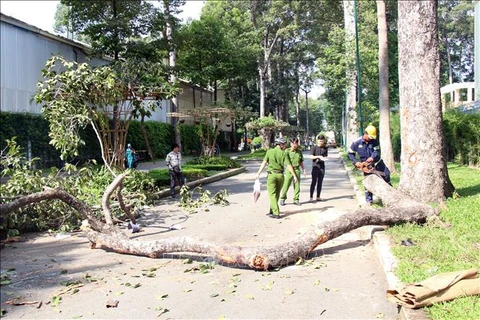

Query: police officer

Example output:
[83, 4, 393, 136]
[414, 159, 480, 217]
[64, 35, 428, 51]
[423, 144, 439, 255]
[256, 137, 298, 218]
[280, 138, 306, 206]
[348, 125, 391, 206]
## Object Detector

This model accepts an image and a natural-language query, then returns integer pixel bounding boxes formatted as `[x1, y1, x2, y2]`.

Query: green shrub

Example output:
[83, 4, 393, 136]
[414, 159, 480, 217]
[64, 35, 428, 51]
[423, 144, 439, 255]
[184, 164, 230, 171]
[186, 156, 241, 168]
[390, 113, 401, 161]
[179, 124, 201, 155]
[147, 168, 208, 187]
[126, 121, 173, 160]
[0, 139, 157, 237]
[238, 149, 266, 160]
[443, 111, 480, 166]
[0, 112, 101, 168]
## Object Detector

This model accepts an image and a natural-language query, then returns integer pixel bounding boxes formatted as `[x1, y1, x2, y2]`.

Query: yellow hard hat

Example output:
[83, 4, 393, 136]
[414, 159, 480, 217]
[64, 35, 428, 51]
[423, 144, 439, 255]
[365, 125, 377, 139]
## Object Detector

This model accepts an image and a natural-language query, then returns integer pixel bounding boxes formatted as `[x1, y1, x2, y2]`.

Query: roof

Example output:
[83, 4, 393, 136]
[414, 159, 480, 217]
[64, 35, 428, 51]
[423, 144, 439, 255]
[1, 12, 93, 54]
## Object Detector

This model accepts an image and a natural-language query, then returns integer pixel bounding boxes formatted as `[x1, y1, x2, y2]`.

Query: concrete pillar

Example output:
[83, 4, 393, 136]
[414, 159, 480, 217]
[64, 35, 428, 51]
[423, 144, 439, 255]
[455, 89, 461, 105]
[468, 87, 474, 102]
[476, 1, 480, 100]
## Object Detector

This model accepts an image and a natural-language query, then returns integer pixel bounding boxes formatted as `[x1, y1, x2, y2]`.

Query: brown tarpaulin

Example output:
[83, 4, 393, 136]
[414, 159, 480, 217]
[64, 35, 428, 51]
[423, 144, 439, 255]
[387, 268, 480, 309]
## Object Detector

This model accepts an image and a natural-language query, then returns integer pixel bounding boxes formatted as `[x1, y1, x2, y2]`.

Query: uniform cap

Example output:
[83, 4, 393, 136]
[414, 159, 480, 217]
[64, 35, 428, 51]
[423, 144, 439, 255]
[275, 137, 286, 144]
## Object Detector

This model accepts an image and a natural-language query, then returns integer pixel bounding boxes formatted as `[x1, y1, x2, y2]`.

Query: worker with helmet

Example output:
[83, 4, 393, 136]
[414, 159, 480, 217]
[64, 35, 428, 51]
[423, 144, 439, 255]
[347, 125, 391, 206]
[256, 137, 298, 218]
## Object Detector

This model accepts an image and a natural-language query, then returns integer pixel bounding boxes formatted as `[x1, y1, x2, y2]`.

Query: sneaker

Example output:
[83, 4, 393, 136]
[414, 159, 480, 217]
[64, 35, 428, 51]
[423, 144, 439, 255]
[294, 201, 301, 206]
[268, 213, 281, 219]
[280, 199, 286, 206]
[316, 197, 322, 202]
[309, 197, 314, 202]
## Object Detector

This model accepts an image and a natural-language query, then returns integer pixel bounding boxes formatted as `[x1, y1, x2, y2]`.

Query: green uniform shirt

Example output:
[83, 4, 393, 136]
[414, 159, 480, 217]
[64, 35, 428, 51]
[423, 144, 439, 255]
[286, 148, 303, 168]
[264, 146, 291, 173]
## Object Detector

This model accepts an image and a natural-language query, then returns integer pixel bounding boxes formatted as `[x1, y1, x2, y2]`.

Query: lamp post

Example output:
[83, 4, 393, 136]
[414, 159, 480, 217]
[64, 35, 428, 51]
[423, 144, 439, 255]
[301, 86, 311, 142]
[354, 0, 364, 135]
[475, 1, 480, 100]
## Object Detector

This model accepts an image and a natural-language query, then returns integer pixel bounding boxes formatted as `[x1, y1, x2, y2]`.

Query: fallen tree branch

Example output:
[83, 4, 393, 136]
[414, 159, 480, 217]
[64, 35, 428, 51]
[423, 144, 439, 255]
[1, 172, 438, 270]
[101, 173, 128, 226]
[86, 203, 433, 270]
[86, 175, 437, 270]
[116, 181, 136, 224]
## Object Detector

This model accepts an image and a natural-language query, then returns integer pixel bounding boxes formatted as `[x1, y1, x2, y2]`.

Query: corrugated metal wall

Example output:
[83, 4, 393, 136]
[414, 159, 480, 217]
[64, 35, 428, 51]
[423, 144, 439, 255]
[0, 21, 98, 113]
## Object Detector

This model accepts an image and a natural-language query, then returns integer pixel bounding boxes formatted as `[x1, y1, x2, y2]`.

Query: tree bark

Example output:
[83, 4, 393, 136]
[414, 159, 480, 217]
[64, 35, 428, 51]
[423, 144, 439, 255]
[343, 0, 359, 148]
[397, 0, 454, 203]
[376, 0, 395, 173]
[164, 0, 181, 147]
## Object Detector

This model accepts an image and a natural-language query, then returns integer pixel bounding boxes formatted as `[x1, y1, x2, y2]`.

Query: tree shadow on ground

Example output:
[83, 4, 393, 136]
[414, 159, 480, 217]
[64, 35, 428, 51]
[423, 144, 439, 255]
[456, 184, 480, 197]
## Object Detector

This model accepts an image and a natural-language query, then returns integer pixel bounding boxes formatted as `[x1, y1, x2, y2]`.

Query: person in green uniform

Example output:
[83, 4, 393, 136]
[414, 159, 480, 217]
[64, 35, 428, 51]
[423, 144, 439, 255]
[255, 137, 298, 219]
[279, 138, 306, 206]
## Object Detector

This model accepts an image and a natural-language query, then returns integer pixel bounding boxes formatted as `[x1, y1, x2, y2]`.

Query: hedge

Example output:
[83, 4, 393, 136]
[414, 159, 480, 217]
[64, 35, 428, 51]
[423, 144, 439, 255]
[0, 112, 202, 168]
[390, 111, 479, 166]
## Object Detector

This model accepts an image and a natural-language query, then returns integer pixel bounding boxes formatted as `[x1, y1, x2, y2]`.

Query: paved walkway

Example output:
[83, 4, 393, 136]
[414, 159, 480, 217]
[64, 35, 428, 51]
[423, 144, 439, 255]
[134, 148, 399, 318]
[0, 148, 400, 319]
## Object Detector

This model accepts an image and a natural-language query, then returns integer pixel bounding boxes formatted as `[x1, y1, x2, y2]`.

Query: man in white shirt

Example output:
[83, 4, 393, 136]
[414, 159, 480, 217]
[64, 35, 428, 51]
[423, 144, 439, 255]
[165, 143, 184, 198]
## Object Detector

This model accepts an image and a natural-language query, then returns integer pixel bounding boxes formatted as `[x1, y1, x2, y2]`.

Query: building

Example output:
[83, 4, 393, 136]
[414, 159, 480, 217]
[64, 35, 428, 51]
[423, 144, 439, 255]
[0, 13, 221, 123]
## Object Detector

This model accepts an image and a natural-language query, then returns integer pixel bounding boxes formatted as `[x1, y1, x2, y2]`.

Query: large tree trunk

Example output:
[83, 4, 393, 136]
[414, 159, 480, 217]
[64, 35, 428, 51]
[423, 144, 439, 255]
[343, 0, 359, 148]
[0, 175, 436, 271]
[397, 0, 454, 203]
[376, 0, 395, 173]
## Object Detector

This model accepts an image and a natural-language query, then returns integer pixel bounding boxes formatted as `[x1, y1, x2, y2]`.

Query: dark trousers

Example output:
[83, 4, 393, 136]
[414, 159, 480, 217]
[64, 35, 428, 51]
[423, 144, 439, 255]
[310, 167, 325, 198]
[169, 170, 184, 196]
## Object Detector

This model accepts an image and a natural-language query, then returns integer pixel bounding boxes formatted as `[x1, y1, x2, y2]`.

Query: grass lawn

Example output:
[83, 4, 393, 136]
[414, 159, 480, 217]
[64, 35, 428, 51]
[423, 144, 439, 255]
[341, 153, 480, 319]
[387, 164, 480, 320]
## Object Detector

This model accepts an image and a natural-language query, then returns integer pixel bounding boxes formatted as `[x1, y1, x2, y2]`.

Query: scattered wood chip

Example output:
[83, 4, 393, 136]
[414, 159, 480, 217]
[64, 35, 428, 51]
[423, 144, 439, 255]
[5, 299, 40, 306]
[56, 283, 84, 296]
[105, 299, 119, 308]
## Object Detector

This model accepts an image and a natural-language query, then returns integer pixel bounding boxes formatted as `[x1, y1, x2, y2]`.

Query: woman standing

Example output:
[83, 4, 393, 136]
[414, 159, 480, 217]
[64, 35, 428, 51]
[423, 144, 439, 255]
[310, 134, 328, 202]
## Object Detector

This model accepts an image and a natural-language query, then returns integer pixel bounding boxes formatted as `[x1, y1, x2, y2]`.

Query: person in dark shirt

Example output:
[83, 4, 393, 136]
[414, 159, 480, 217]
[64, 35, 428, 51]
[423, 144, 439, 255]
[310, 134, 328, 202]
[347, 125, 391, 206]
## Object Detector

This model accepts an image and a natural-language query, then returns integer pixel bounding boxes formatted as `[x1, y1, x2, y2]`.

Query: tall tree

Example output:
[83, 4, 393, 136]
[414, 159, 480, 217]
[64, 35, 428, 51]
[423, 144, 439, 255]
[159, 0, 185, 147]
[438, 0, 475, 85]
[397, 0, 454, 203]
[376, 0, 395, 173]
[199, 1, 259, 111]
[343, 0, 358, 148]
[59, 0, 154, 60]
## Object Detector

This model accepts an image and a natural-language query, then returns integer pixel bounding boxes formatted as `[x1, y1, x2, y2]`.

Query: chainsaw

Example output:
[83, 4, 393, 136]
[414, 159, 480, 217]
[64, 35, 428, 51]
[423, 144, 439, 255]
[356, 161, 386, 177]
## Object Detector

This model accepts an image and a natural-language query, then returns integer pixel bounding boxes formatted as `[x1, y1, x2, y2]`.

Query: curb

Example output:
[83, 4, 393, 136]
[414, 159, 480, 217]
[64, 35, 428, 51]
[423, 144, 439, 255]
[341, 156, 429, 320]
[154, 166, 247, 199]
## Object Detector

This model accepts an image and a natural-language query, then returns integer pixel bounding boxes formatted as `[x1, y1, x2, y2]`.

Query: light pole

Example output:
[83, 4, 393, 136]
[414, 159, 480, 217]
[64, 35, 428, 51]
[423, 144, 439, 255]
[354, 0, 364, 135]
[301, 86, 311, 143]
[475, 1, 480, 100]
